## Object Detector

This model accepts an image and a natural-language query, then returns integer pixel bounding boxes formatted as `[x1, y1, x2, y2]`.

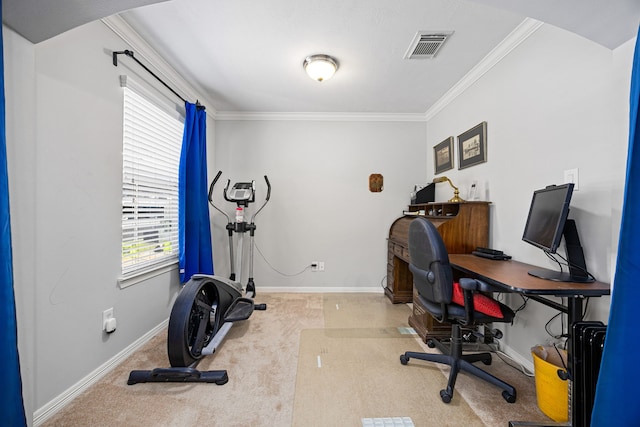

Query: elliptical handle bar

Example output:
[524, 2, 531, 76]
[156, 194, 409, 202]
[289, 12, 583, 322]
[264, 175, 271, 201]
[208, 171, 231, 223]
[222, 179, 232, 202]
[208, 170, 222, 203]
[250, 175, 271, 223]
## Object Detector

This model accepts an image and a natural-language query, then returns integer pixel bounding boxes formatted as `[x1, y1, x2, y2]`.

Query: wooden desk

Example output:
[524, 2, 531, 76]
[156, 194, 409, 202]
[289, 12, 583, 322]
[448, 254, 610, 296]
[448, 254, 610, 325]
[386, 202, 490, 304]
[448, 254, 610, 426]
[386, 203, 490, 341]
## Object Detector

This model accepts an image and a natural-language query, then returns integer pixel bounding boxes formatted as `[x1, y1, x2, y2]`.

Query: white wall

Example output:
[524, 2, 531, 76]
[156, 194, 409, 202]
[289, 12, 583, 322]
[213, 119, 427, 290]
[4, 20, 215, 422]
[425, 23, 634, 360]
[4, 25, 38, 423]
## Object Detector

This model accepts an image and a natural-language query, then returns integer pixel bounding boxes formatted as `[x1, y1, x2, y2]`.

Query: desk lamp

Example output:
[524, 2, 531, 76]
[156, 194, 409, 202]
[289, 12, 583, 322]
[433, 176, 465, 203]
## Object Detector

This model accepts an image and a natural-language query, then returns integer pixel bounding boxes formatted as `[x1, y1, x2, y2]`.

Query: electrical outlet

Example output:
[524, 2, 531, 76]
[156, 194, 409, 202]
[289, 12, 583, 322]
[318, 261, 325, 271]
[564, 168, 579, 191]
[311, 261, 318, 272]
[102, 308, 113, 330]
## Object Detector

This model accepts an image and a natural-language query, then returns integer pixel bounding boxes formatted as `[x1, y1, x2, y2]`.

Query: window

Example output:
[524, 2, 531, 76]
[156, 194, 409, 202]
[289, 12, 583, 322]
[121, 87, 183, 277]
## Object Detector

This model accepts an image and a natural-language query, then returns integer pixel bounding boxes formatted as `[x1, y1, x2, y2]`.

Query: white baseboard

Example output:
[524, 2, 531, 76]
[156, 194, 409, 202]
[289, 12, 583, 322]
[33, 320, 168, 426]
[260, 286, 385, 293]
[499, 342, 535, 374]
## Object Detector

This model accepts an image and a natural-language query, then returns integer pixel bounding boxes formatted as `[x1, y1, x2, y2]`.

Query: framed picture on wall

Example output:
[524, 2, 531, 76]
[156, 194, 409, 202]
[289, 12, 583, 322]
[434, 137, 454, 174]
[458, 122, 487, 169]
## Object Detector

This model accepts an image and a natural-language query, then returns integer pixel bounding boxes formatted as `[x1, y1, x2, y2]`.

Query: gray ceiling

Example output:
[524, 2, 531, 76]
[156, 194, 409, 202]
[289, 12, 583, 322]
[3, 0, 640, 114]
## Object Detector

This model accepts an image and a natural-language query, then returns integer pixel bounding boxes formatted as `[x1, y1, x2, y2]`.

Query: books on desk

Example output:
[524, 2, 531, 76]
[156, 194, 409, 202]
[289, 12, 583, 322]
[472, 247, 512, 260]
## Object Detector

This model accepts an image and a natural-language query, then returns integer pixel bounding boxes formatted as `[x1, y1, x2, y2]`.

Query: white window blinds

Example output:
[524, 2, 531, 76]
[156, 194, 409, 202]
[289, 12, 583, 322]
[122, 87, 183, 276]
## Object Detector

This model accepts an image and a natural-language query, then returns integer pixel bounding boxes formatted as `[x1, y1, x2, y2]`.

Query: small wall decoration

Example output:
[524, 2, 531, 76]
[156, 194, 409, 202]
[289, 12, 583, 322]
[458, 121, 487, 170]
[434, 137, 454, 174]
[369, 173, 384, 192]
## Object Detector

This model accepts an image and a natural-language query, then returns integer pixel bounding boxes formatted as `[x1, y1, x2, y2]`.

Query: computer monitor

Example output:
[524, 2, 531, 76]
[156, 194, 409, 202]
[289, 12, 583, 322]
[522, 183, 593, 283]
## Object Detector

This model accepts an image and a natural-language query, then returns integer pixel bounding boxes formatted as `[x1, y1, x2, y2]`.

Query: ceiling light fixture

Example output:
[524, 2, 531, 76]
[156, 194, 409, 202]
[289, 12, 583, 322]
[303, 54, 339, 82]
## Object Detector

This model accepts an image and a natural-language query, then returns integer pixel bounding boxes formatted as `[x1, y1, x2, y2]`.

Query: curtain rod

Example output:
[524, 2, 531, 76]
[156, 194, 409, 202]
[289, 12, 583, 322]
[112, 49, 205, 110]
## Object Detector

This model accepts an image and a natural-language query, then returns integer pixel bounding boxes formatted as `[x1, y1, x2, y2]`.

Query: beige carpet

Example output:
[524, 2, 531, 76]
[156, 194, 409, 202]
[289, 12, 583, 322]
[292, 328, 484, 426]
[40, 292, 552, 427]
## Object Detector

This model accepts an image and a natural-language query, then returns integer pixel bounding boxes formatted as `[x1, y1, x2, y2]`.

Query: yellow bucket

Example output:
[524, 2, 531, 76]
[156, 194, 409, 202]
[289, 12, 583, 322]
[531, 346, 569, 422]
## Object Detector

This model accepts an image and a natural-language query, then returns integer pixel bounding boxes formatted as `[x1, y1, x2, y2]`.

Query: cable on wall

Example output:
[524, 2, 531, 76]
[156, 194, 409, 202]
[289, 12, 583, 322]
[112, 49, 204, 110]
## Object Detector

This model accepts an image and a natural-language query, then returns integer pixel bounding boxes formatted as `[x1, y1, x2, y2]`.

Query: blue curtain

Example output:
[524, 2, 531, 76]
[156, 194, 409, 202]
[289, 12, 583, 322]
[178, 102, 213, 283]
[591, 28, 640, 426]
[0, 1, 28, 424]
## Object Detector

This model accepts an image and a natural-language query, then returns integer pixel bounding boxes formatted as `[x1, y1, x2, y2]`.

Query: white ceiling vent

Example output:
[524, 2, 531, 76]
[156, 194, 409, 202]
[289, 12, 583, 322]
[404, 31, 454, 59]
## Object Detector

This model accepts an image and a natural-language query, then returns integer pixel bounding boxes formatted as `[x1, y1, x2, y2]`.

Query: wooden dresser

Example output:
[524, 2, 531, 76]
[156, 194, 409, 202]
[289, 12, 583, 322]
[385, 201, 490, 341]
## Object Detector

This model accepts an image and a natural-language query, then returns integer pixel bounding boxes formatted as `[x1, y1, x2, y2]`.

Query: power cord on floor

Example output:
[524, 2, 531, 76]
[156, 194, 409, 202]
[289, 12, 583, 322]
[494, 349, 535, 377]
[254, 240, 312, 277]
[380, 275, 387, 289]
[487, 342, 535, 377]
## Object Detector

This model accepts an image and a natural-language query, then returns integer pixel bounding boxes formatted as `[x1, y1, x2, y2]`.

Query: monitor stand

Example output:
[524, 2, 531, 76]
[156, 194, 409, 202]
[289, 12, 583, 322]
[527, 268, 593, 283]
[528, 219, 594, 283]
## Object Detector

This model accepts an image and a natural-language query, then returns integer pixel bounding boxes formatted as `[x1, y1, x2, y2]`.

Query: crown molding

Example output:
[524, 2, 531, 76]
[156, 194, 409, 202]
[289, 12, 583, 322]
[100, 14, 218, 118]
[220, 19, 542, 123]
[425, 18, 543, 121]
[215, 111, 427, 122]
[102, 15, 541, 123]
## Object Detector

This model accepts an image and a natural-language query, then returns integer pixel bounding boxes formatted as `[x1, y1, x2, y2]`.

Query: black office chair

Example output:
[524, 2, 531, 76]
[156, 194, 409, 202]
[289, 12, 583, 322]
[399, 217, 517, 404]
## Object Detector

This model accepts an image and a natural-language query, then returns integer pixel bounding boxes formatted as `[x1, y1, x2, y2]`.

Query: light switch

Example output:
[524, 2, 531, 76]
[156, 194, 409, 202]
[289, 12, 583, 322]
[564, 168, 579, 191]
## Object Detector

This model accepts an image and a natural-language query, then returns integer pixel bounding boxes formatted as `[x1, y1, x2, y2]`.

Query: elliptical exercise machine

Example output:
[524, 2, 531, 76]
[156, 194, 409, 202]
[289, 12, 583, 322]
[128, 171, 271, 385]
